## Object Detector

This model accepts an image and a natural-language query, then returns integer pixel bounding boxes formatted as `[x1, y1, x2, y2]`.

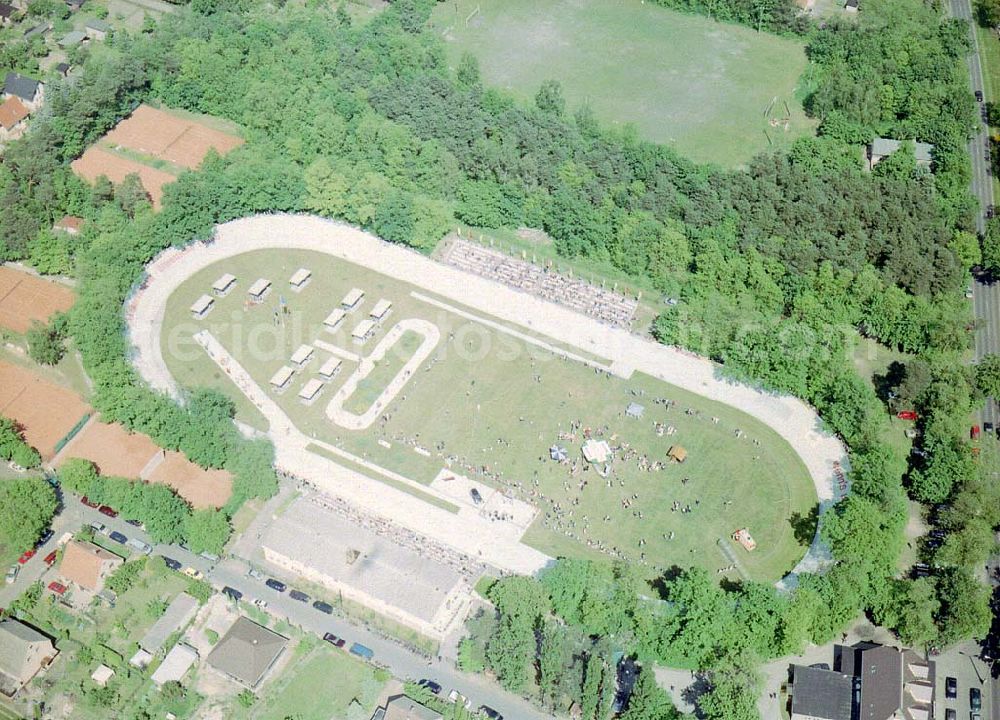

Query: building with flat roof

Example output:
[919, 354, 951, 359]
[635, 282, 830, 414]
[341, 287, 364, 310]
[298, 378, 324, 403]
[139, 592, 198, 654]
[190, 294, 214, 319]
[151, 642, 198, 686]
[269, 365, 294, 391]
[352, 318, 376, 345]
[318, 356, 342, 379]
[290, 344, 314, 367]
[0, 619, 57, 697]
[289, 268, 311, 290]
[248, 278, 271, 303]
[206, 617, 287, 689]
[370, 299, 392, 322]
[324, 308, 346, 331]
[212, 273, 236, 296]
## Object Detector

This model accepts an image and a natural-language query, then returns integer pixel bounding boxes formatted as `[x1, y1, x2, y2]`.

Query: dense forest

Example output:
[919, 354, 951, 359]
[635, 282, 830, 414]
[0, 0, 994, 716]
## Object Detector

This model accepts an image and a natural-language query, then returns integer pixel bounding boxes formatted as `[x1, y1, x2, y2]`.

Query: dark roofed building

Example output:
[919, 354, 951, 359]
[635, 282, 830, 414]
[789, 665, 854, 720]
[837, 643, 902, 720]
[0, 3, 16, 24]
[206, 617, 287, 689]
[3, 72, 42, 108]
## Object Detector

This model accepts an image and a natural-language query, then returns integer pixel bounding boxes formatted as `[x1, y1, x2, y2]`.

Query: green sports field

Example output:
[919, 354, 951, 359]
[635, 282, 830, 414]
[430, 0, 816, 167]
[162, 248, 817, 582]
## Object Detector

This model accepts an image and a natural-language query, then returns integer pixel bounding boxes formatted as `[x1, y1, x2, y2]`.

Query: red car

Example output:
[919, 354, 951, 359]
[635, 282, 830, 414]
[98, 505, 118, 519]
[47, 581, 66, 595]
[43, 551, 57, 566]
[81, 496, 99, 508]
[17, 549, 35, 565]
[896, 411, 918, 421]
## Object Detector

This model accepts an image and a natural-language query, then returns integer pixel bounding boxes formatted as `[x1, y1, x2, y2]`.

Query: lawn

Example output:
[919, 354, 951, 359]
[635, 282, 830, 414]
[430, 0, 816, 167]
[227, 639, 385, 720]
[162, 248, 816, 582]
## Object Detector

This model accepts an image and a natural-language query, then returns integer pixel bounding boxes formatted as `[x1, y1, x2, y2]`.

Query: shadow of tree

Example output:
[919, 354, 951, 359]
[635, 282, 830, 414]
[789, 504, 819, 546]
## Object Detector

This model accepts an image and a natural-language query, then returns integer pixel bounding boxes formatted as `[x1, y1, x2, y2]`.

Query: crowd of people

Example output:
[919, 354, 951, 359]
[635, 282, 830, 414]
[444, 239, 638, 329]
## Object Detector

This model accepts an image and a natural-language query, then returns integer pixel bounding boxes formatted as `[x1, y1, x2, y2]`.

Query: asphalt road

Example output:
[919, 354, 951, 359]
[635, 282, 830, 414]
[209, 559, 554, 720]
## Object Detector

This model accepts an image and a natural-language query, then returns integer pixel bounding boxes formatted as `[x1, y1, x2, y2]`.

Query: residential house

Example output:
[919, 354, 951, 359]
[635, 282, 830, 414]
[381, 695, 444, 720]
[53, 215, 83, 234]
[58, 29, 87, 48]
[206, 617, 287, 689]
[84, 17, 110, 40]
[3, 72, 44, 110]
[867, 138, 934, 171]
[58, 539, 123, 592]
[0, 96, 30, 142]
[0, 619, 58, 697]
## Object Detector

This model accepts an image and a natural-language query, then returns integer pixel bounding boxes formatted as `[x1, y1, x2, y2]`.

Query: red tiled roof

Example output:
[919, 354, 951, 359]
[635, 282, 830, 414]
[0, 96, 29, 131]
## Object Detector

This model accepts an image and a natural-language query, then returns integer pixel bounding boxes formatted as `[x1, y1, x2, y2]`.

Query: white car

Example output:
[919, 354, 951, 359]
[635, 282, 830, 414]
[253, 598, 268, 610]
[248, 567, 264, 581]
[89, 521, 106, 534]
[5, 565, 18, 584]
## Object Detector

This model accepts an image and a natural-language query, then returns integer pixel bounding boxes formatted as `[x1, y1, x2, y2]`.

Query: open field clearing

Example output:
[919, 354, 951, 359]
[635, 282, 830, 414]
[161, 246, 817, 581]
[431, 0, 816, 166]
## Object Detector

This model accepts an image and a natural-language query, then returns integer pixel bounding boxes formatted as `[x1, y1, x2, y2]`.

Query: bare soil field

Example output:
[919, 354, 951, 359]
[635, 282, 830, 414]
[104, 105, 243, 169]
[71, 147, 177, 209]
[0, 362, 91, 459]
[0, 266, 75, 333]
[148, 449, 233, 509]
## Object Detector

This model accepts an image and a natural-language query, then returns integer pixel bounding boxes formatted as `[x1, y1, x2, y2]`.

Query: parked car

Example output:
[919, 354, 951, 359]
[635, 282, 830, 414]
[38, 530, 54, 545]
[349, 642, 374, 660]
[80, 496, 99, 508]
[183, 567, 203, 580]
[312, 600, 334, 615]
[417, 679, 442, 695]
[108, 531, 127, 544]
[265, 578, 287, 592]
[946, 676, 957, 699]
[98, 505, 118, 518]
[222, 586, 243, 602]
[161, 556, 182, 571]
[17, 549, 36, 564]
[289, 589, 310, 603]
[125, 519, 143, 528]
[5, 565, 18, 584]
[43, 551, 56, 566]
[253, 598, 268, 610]
[199, 551, 221, 563]
[322, 632, 346, 648]
[478, 706, 503, 720]
[47, 581, 66, 596]
[470, 488, 483, 504]
[970, 687, 982, 710]
[944, 710, 955, 720]
[127, 538, 152, 555]
[447, 690, 471, 709]
[248, 567, 264, 581]
[89, 521, 106, 534]
[976, 90, 985, 102]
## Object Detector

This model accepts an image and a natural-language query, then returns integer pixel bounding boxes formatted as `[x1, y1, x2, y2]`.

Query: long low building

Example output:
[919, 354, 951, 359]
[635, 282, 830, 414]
[269, 365, 294, 391]
[261, 495, 471, 640]
[139, 592, 198, 654]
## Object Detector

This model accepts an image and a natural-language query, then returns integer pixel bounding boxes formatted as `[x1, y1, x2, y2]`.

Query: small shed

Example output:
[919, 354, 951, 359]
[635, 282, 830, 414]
[289, 268, 311, 290]
[151, 643, 198, 686]
[549, 445, 568, 462]
[844, 0, 858, 11]
[341, 288, 365, 310]
[129, 648, 153, 669]
[667, 445, 687, 463]
[212, 273, 236, 296]
[323, 308, 346, 331]
[269, 366, 294, 391]
[351, 318, 376, 345]
[298, 378, 324, 404]
[370, 299, 393, 322]
[190, 294, 214, 319]
[248, 278, 271, 303]
[625, 402, 644, 419]
[318, 356, 342, 379]
[58, 29, 86, 48]
[91, 664, 114, 687]
[582, 439, 612, 464]
[84, 17, 110, 40]
[290, 344, 314, 367]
